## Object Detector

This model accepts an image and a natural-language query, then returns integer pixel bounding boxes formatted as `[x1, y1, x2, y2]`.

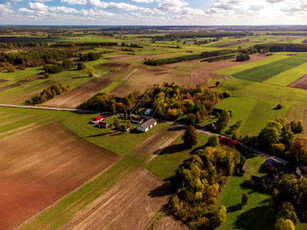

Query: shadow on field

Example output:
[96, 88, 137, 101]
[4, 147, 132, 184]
[158, 143, 185, 155]
[227, 203, 242, 213]
[148, 183, 173, 198]
[234, 202, 275, 230]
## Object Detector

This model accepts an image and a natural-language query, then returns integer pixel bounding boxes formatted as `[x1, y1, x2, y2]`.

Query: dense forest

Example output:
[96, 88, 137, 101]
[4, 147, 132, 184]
[254, 43, 307, 52]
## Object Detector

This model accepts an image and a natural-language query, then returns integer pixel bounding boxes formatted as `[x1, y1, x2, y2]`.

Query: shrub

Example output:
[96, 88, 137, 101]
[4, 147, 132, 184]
[207, 135, 219, 147]
[236, 54, 250, 62]
[44, 64, 64, 74]
[87, 66, 95, 77]
[183, 125, 198, 149]
[43, 72, 50, 79]
[222, 91, 231, 98]
[276, 103, 283, 110]
[62, 60, 74, 69]
[77, 62, 86, 70]
[6, 66, 15, 72]
[241, 193, 249, 206]
[290, 120, 304, 134]
[185, 113, 196, 126]
[88, 52, 100, 61]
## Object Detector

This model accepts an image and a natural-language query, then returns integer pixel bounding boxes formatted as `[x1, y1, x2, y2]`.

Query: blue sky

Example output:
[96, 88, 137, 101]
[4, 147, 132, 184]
[0, 0, 306, 25]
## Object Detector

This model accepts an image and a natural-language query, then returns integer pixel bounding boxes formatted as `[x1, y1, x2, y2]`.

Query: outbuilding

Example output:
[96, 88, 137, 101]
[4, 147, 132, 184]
[136, 118, 157, 133]
[131, 116, 143, 124]
[91, 115, 103, 124]
[98, 121, 109, 128]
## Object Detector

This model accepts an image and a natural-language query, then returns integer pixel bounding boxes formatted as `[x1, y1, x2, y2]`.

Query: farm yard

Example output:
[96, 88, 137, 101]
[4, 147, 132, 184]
[0, 25, 307, 230]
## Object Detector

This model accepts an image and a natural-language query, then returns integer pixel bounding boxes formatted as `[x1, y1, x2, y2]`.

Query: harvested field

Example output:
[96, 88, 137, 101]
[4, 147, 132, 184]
[0, 83, 20, 93]
[288, 75, 307, 90]
[211, 40, 247, 48]
[302, 39, 307, 44]
[9, 88, 43, 104]
[0, 79, 8, 83]
[60, 169, 168, 230]
[111, 65, 190, 97]
[0, 122, 119, 230]
[0, 114, 39, 127]
[42, 78, 112, 108]
[100, 62, 131, 68]
[155, 216, 190, 230]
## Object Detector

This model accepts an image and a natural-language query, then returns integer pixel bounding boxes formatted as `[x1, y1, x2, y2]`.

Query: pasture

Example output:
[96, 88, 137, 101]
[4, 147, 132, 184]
[232, 53, 307, 82]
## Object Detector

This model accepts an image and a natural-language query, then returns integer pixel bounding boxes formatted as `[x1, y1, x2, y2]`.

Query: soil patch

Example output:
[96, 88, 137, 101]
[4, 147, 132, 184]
[288, 74, 307, 90]
[0, 122, 119, 230]
[100, 62, 131, 68]
[0, 83, 20, 93]
[42, 78, 113, 108]
[60, 169, 167, 230]
[0, 79, 8, 84]
[302, 39, 307, 44]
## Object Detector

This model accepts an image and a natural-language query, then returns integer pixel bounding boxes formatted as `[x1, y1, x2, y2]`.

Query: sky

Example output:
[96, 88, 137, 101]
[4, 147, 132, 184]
[0, 0, 306, 25]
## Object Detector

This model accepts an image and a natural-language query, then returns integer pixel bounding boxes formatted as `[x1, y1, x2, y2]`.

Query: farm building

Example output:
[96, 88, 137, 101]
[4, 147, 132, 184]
[137, 118, 157, 133]
[91, 115, 103, 124]
[144, 108, 153, 116]
[98, 122, 109, 128]
[131, 116, 144, 124]
[236, 163, 247, 176]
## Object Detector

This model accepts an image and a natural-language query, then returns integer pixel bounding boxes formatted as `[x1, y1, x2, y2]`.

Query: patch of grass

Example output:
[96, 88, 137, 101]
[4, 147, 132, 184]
[214, 54, 288, 75]
[286, 105, 307, 137]
[232, 54, 307, 82]
[146, 133, 210, 180]
[216, 97, 289, 136]
[60, 113, 169, 156]
[264, 62, 307, 86]
[217, 156, 273, 230]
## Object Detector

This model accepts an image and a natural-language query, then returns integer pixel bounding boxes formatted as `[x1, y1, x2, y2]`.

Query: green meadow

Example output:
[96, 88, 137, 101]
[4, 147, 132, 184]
[232, 53, 307, 82]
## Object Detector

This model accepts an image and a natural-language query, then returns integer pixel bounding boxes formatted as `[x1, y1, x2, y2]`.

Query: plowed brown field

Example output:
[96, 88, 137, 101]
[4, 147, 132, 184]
[288, 75, 307, 90]
[0, 122, 119, 230]
[60, 169, 167, 230]
[42, 78, 112, 108]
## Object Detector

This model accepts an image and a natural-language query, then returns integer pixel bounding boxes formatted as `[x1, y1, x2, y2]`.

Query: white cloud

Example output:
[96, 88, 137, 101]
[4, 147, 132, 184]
[61, 0, 87, 5]
[0, 2, 12, 15]
[157, 0, 188, 12]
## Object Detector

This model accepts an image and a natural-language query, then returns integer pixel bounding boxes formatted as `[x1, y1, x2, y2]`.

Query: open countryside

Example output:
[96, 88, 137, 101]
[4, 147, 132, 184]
[0, 23, 306, 230]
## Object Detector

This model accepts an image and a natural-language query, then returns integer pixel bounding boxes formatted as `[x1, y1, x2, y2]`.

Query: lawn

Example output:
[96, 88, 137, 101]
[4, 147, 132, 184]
[60, 113, 169, 156]
[146, 133, 210, 180]
[214, 54, 288, 76]
[217, 155, 273, 230]
[232, 53, 307, 82]
[215, 97, 290, 136]
[264, 62, 307, 86]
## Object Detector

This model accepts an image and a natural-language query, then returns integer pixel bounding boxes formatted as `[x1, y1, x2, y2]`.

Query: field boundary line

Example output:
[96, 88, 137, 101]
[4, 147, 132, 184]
[122, 68, 138, 80]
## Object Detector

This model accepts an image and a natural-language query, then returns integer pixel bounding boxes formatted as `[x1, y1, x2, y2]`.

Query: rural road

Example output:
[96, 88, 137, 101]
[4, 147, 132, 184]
[0, 103, 100, 113]
[0, 103, 289, 165]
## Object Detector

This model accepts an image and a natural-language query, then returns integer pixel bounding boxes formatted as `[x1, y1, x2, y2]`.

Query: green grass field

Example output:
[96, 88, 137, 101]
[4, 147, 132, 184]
[217, 155, 273, 230]
[146, 133, 210, 180]
[214, 54, 288, 75]
[264, 62, 307, 86]
[232, 53, 307, 82]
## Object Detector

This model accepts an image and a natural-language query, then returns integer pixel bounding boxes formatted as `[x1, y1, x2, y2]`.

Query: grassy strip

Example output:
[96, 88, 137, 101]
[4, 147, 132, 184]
[22, 154, 144, 230]
[214, 55, 288, 75]
[232, 54, 307, 82]
[264, 62, 307, 86]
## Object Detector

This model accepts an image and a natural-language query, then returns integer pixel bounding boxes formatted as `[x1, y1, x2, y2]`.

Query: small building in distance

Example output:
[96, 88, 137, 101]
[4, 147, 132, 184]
[144, 108, 153, 116]
[98, 121, 109, 128]
[131, 116, 143, 124]
[237, 163, 247, 176]
[137, 118, 157, 133]
[91, 115, 103, 124]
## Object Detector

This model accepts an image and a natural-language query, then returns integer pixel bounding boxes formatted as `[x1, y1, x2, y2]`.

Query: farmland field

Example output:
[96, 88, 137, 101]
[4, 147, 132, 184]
[232, 53, 307, 82]
[0, 122, 119, 230]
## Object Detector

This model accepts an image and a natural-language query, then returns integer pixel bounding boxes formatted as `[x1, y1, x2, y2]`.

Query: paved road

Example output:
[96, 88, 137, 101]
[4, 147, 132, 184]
[0, 104, 100, 113]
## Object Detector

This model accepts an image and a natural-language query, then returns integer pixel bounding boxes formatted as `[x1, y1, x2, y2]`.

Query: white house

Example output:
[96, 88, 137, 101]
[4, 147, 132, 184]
[136, 118, 157, 133]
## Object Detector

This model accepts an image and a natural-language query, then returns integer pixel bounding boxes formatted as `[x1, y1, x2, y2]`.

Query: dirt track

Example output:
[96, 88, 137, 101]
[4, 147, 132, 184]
[60, 169, 167, 230]
[0, 83, 20, 93]
[288, 75, 307, 90]
[0, 122, 119, 230]
[42, 78, 112, 108]
[105, 52, 175, 62]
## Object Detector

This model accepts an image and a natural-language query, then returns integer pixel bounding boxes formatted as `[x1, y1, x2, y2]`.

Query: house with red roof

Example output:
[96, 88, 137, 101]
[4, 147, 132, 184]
[131, 116, 143, 124]
[91, 115, 103, 124]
